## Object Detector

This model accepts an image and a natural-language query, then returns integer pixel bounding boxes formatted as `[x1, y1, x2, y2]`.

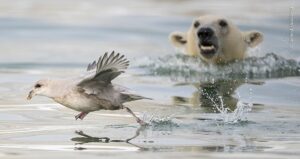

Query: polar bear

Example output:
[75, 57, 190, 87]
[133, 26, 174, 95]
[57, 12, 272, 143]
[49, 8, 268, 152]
[169, 15, 263, 64]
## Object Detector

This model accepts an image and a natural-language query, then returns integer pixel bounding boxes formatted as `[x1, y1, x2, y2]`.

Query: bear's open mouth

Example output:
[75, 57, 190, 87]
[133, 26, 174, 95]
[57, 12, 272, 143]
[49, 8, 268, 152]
[199, 41, 218, 57]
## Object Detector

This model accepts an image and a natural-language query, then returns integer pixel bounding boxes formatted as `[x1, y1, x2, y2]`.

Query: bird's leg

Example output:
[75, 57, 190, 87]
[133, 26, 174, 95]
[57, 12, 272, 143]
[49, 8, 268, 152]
[75, 112, 89, 120]
[124, 107, 147, 126]
[126, 125, 146, 142]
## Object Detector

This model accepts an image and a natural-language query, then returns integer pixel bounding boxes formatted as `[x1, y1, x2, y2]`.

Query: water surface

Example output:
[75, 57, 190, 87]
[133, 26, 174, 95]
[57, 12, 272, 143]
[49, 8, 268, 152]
[0, 0, 300, 159]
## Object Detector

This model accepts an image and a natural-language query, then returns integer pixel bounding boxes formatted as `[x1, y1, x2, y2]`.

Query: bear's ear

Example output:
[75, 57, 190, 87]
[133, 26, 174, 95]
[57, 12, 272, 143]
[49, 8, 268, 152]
[244, 31, 264, 48]
[169, 32, 187, 48]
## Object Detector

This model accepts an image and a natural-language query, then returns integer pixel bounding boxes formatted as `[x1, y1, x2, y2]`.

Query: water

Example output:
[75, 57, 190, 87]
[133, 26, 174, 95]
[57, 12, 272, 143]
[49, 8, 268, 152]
[0, 0, 300, 159]
[135, 53, 300, 81]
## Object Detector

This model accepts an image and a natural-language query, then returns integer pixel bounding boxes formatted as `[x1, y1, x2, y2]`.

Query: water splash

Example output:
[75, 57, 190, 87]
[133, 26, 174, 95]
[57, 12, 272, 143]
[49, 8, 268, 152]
[202, 90, 253, 124]
[134, 53, 300, 82]
[141, 113, 179, 129]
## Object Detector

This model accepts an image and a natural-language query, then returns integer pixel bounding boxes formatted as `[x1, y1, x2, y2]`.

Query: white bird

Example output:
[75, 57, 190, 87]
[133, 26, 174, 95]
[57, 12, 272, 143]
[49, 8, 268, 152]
[27, 51, 150, 125]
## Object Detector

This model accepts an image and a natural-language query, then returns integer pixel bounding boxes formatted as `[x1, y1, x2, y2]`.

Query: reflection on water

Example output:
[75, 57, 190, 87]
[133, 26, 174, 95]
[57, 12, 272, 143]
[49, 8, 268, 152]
[72, 130, 110, 144]
[172, 79, 263, 111]
[172, 79, 264, 123]
[71, 127, 148, 151]
[173, 79, 243, 111]
[69, 123, 273, 153]
[72, 126, 147, 145]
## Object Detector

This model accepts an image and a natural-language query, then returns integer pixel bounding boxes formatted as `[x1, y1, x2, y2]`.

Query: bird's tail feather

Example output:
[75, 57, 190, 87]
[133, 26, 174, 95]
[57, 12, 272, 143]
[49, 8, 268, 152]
[121, 93, 152, 102]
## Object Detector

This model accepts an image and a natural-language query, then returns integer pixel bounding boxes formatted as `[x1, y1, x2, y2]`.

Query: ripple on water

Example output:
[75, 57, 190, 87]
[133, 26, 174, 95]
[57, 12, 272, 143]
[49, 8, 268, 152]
[0, 144, 139, 152]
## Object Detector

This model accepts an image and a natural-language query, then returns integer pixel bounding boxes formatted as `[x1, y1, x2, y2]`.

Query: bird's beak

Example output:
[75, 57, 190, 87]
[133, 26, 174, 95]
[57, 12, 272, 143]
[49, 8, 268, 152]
[27, 90, 35, 100]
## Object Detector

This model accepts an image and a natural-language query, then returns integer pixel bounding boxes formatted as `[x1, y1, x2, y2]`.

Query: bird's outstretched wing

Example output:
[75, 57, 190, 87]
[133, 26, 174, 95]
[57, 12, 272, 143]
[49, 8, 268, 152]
[77, 51, 129, 87]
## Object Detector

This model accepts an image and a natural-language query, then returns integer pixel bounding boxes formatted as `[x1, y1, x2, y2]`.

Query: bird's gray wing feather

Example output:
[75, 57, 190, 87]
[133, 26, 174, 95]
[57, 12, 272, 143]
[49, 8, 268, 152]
[87, 60, 97, 71]
[77, 51, 129, 89]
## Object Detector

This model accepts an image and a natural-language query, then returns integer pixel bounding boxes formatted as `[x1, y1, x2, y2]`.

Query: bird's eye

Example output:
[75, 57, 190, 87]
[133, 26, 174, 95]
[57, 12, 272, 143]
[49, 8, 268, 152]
[219, 20, 228, 27]
[35, 84, 42, 88]
[194, 21, 200, 28]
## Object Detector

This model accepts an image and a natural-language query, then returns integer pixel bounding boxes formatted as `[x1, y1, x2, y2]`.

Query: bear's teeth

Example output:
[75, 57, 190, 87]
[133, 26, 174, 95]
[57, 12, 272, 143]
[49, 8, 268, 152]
[201, 45, 215, 50]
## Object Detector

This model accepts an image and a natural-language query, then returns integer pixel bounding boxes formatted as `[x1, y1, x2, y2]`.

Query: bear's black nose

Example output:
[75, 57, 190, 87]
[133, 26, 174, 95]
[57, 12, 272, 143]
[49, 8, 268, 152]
[197, 28, 214, 40]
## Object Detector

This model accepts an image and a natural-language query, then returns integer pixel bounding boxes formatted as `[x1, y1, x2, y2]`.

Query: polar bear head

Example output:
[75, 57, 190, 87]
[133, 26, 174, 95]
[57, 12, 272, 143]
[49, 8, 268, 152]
[169, 15, 263, 64]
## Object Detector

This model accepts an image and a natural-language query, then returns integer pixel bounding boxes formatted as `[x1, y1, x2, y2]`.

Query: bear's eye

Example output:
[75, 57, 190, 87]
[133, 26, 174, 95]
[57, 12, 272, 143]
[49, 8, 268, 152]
[219, 20, 228, 27]
[35, 84, 42, 88]
[194, 21, 200, 28]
